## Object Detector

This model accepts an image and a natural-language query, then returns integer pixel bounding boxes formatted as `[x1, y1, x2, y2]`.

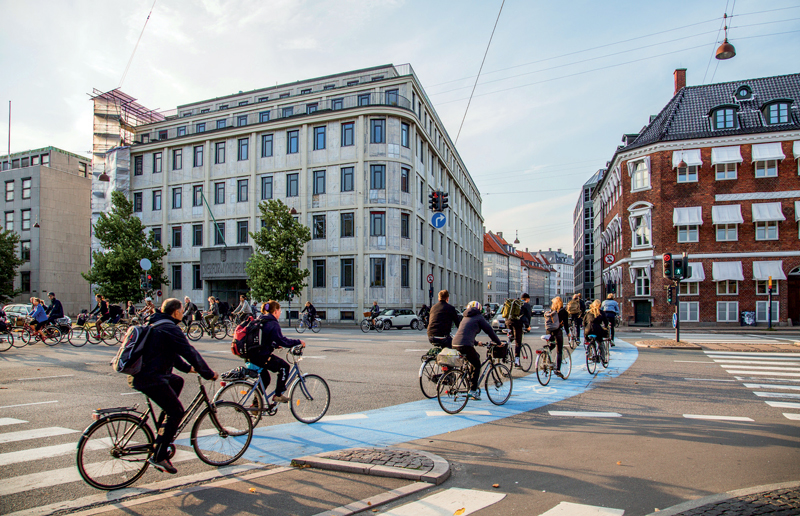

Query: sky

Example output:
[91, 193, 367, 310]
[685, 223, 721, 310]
[2, 0, 799, 256]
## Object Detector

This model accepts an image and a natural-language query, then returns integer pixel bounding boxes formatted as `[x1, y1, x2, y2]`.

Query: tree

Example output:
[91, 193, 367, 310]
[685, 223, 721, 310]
[0, 230, 24, 302]
[82, 191, 168, 304]
[246, 199, 311, 302]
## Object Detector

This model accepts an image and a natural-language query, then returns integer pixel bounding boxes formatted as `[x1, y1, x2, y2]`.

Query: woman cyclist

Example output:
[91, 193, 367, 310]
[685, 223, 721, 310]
[248, 301, 305, 404]
[451, 301, 503, 401]
[544, 296, 569, 378]
[583, 300, 610, 343]
[28, 298, 49, 341]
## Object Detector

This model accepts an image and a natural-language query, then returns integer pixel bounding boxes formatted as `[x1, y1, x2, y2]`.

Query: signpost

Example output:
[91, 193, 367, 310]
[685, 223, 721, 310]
[768, 275, 773, 330]
[427, 274, 434, 308]
[426, 274, 434, 284]
[431, 213, 446, 229]
[604, 254, 615, 265]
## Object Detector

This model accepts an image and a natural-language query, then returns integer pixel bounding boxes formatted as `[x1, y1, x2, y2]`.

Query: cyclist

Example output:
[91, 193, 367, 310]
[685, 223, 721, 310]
[370, 301, 381, 328]
[418, 304, 430, 326]
[510, 294, 533, 367]
[45, 292, 64, 328]
[203, 296, 219, 329]
[601, 294, 620, 346]
[129, 297, 218, 474]
[544, 296, 569, 378]
[427, 290, 461, 348]
[138, 297, 156, 320]
[28, 298, 49, 341]
[300, 301, 317, 328]
[584, 299, 610, 344]
[182, 296, 198, 326]
[126, 301, 137, 318]
[89, 294, 110, 336]
[232, 294, 253, 323]
[566, 294, 583, 344]
[452, 301, 503, 401]
[0, 306, 8, 333]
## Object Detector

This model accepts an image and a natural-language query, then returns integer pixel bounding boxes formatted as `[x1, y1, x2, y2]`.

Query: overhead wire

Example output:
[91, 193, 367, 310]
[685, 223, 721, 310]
[119, 0, 158, 88]
[703, 0, 729, 84]
[711, 0, 738, 84]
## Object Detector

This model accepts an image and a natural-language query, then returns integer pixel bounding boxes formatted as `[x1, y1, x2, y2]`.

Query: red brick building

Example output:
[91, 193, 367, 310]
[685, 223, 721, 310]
[592, 70, 800, 327]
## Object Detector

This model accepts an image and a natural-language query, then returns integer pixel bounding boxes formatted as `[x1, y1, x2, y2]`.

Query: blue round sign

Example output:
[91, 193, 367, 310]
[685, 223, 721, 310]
[672, 313, 678, 328]
[431, 213, 446, 229]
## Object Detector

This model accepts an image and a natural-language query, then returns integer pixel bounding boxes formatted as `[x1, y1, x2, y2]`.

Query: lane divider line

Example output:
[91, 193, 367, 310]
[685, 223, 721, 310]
[17, 375, 74, 381]
[0, 400, 59, 410]
[683, 414, 754, 422]
[548, 411, 621, 418]
[425, 410, 491, 417]
[0, 418, 27, 426]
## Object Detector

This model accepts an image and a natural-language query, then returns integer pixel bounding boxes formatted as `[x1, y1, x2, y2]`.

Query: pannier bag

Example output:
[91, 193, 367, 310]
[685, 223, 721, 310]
[436, 348, 463, 368]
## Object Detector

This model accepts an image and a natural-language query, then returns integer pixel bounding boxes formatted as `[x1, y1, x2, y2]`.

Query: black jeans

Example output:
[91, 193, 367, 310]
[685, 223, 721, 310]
[603, 311, 617, 339]
[570, 315, 583, 341]
[251, 354, 290, 397]
[454, 345, 481, 391]
[137, 374, 184, 462]
[547, 329, 564, 371]
[508, 319, 524, 356]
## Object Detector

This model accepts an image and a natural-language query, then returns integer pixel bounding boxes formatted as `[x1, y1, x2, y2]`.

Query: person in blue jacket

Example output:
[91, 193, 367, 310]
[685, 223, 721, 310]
[249, 300, 305, 404]
[28, 298, 50, 340]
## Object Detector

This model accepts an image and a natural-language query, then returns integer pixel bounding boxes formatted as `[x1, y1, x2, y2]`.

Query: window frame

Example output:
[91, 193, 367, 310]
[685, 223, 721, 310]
[313, 214, 326, 239]
[341, 122, 354, 147]
[261, 134, 274, 157]
[677, 225, 699, 243]
[401, 258, 410, 287]
[401, 122, 409, 148]
[716, 223, 738, 241]
[213, 222, 225, 246]
[754, 160, 778, 178]
[401, 213, 410, 239]
[313, 126, 326, 150]
[287, 130, 299, 154]
[716, 280, 738, 295]
[214, 182, 225, 205]
[152, 190, 162, 211]
[370, 119, 385, 144]
[630, 160, 650, 191]
[678, 281, 698, 295]
[286, 173, 299, 197]
[313, 259, 326, 288]
[172, 187, 182, 209]
[340, 167, 354, 192]
[153, 152, 162, 174]
[313, 170, 326, 195]
[677, 165, 698, 183]
[172, 225, 182, 248]
[755, 221, 779, 241]
[172, 149, 182, 170]
[634, 268, 650, 297]
[340, 212, 354, 237]
[237, 138, 249, 161]
[193, 145, 203, 168]
[192, 224, 203, 247]
[717, 301, 739, 322]
[134, 156, 143, 176]
[679, 301, 699, 322]
[756, 300, 780, 323]
[192, 185, 203, 207]
[713, 107, 737, 130]
[370, 164, 386, 190]
[261, 176, 273, 200]
[193, 264, 202, 290]
[370, 257, 386, 287]
[215, 141, 225, 164]
[172, 264, 182, 290]
[237, 115, 248, 127]
[401, 167, 409, 193]
[21, 209, 31, 231]
[133, 192, 143, 212]
[237, 220, 249, 244]
[370, 212, 386, 237]
[341, 258, 354, 288]
[715, 162, 737, 180]
[756, 280, 778, 295]
[766, 102, 790, 125]
[237, 179, 248, 203]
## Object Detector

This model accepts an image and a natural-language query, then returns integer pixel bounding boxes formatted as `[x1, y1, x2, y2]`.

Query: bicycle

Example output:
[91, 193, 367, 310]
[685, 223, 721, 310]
[296, 315, 321, 334]
[359, 317, 385, 333]
[535, 334, 572, 386]
[419, 340, 447, 399]
[187, 317, 227, 341]
[76, 376, 253, 491]
[0, 326, 15, 351]
[585, 333, 610, 375]
[20, 317, 62, 346]
[214, 345, 330, 425]
[436, 342, 513, 414]
[499, 330, 534, 373]
[567, 317, 581, 352]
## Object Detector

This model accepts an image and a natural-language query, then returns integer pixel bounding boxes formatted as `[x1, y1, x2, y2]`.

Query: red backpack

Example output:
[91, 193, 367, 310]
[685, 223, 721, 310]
[231, 316, 264, 357]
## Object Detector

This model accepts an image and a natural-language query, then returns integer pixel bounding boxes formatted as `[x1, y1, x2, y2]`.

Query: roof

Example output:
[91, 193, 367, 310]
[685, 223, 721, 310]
[483, 232, 508, 256]
[0, 146, 89, 163]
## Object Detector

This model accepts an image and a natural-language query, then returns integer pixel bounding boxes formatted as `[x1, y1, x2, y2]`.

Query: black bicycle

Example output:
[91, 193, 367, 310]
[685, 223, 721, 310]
[76, 376, 253, 490]
[585, 333, 610, 374]
[436, 342, 513, 414]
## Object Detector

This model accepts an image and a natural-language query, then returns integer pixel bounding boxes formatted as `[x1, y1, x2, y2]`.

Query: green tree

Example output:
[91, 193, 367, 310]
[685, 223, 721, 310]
[246, 199, 311, 302]
[82, 191, 168, 304]
[0, 230, 24, 302]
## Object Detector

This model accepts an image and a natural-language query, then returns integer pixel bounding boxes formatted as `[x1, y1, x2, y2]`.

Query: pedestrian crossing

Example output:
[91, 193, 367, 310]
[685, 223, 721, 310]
[650, 332, 791, 344]
[704, 350, 800, 420]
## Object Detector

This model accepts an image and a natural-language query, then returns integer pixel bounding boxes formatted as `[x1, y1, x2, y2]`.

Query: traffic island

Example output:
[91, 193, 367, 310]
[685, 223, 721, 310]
[649, 480, 800, 515]
[635, 339, 702, 350]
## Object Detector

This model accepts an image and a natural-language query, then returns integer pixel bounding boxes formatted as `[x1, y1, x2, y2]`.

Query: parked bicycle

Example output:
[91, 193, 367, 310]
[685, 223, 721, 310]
[186, 317, 228, 341]
[76, 376, 253, 491]
[296, 315, 320, 334]
[436, 342, 513, 414]
[585, 333, 610, 374]
[214, 345, 330, 425]
[535, 334, 572, 386]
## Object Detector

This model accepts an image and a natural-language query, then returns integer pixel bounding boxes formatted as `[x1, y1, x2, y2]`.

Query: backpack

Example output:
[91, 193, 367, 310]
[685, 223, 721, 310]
[231, 316, 265, 358]
[501, 299, 522, 321]
[566, 300, 581, 315]
[111, 320, 171, 375]
[544, 309, 561, 332]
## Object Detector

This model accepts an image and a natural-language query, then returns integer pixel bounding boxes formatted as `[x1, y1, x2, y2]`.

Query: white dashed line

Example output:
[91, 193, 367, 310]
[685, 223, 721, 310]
[683, 414, 754, 422]
[743, 383, 800, 391]
[0, 400, 59, 410]
[549, 411, 622, 418]
[0, 418, 27, 426]
[425, 410, 491, 417]
[755, 391, 800, 400]
[684, 378, 736, 382]
[783, 413, 800, 421]
[17, 374, 74, 381]
[765, 401, 800, 409]
[318, 413, 368, 422]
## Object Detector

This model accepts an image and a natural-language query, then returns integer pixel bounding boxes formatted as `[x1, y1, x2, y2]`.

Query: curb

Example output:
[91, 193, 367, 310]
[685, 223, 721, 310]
[634, 341, 702, 350]
[646, 480, 800, 516]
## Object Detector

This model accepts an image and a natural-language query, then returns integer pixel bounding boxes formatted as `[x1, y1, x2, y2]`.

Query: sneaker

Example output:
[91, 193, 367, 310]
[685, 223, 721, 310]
[610, 341, 616, 347]
[273, 394, 290, 403]
[555, 371, 564, 379]
[148, 457, 177, 474]
[514, 358, 520, 367]
[468, 389, 481, 401]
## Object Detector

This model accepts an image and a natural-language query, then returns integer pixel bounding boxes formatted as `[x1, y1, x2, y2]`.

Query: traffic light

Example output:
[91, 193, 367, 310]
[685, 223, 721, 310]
[667, 286, 674, 305]
[662, 253, 673, 279]
[289, 286, 295, 299]
[146, 274, 153, 290]
[140, 273, 147, 290]
[428, 191, 438, 211]
[440, 192, 449, 211]
[672, 256, 684, 280]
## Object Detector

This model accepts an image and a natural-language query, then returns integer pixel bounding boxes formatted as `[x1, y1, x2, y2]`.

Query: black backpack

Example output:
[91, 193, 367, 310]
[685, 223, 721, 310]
[111, 320, 171, 375]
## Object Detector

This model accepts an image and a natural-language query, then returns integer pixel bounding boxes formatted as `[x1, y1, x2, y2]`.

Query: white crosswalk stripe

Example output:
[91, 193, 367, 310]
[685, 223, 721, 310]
[0, 427, 78, 444]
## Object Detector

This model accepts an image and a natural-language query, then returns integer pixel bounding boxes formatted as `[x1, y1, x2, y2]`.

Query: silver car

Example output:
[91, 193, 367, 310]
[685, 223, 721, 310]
[376, 309, 423, 330]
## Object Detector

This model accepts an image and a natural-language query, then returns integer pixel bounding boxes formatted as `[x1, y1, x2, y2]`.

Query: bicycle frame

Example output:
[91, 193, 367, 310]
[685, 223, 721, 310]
[227, 353, 312, 408]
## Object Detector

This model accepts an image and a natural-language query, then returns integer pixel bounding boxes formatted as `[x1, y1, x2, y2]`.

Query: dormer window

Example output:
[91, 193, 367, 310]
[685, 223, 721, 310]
[711, 106, 737, 130]
[734, 85, 752, 100]
[764, 100, 791, 125]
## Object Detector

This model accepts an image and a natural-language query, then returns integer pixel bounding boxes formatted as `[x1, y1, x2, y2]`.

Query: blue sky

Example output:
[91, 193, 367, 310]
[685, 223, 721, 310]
[2, 0, 799, 255]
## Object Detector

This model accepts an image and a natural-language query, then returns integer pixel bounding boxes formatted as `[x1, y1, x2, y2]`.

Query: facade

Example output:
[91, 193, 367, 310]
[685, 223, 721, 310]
[519, 250, 552, 306]
[537, 248, 574, 299]
[573, 170, 601, 300]
[593, 69, 800, 326]
[483, 231, 522, 304]
[126, 64, 484, 320]
[1, 147, 92, 315]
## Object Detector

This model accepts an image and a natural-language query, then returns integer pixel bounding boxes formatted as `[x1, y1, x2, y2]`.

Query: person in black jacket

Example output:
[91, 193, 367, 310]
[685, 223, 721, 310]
[452, 301, 502, 400]
[89, 294, 110, 336]
[427, 290, 462, 348]
[510, 294, 533, 366]
[45, 292, 64, 327]
[182, 296, 198, 326]
[301, 301, 317, 326]
[250, 300, 305, 403]
[545, 296, 570, 378]
[129, 298, 217, 474]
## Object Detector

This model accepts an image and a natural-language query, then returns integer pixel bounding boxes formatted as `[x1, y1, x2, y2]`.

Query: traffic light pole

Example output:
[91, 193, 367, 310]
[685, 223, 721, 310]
[674, 279, 680, 343]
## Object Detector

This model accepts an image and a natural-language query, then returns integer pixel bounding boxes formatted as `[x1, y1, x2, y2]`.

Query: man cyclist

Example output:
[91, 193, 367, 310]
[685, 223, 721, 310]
[601, 294, 620, 346]
[510, 294, 533, 367]
[89, 294, 110, 336]
[45, 292, 64, 328]
[370, 301, 381, 328]
[566, 294, 584, 345]
[427, 290, 461, 348]
[452, 301, 503, 400]
[300, 301, 317, 328]
[249, 300, 305, 404]
[182, 296, 198, 326]
[129, 298, 217, 474]
[203, 296, 219, 329]
[232, 294, 253, 323]
[138, 297, 156, 321]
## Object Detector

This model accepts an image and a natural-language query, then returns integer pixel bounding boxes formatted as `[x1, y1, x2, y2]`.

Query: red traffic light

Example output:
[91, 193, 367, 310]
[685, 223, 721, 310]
[147, 274, 152, 280]
[662, 254, 671, 263]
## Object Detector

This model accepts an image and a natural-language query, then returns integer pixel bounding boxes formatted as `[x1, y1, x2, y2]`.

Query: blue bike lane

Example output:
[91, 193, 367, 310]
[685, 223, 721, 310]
[233, 340, 638, 465]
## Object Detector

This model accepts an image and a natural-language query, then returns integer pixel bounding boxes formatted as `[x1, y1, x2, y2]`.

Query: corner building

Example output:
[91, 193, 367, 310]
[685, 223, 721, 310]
[128, 64, 484, 321]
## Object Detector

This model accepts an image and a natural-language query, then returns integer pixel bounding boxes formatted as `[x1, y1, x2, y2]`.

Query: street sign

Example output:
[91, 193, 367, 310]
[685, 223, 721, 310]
[157, 290, 163, 297]
[604, 254, 615, 265]
[139, 258, 152, 271]
[672, 313, 678, 329]
[426, 274, 434, 284]
[431, 212, 446, 229]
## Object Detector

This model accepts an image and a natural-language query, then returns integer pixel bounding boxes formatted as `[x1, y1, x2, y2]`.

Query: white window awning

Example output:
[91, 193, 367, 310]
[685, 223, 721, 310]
[684, 262, 705, 283]
[751, 142, 785, 162]
[712, 205, 744, 225]
[796, 201, 800, 221]
[673, 206, 703, 226]
[712, 261, 744, 282]
[794, 141, 800, 159]
[752, 202, 786, 222]
[711, 145, 743, 165]
[672, 149, 702, 168]
[753, 261, 787, 281]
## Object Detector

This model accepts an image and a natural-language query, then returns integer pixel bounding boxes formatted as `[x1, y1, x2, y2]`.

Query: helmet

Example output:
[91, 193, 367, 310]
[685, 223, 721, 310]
[48, 292, 55, 297]
[466, 300, 482, 311]
[145, 297, 153, 302]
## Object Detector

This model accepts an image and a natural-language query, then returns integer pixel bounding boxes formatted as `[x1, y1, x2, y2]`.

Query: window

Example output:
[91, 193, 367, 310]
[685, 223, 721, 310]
[370, 164, 385, 190]
[77, 162, 87, 177]
[133, 192, 143, 212]
[20, 240, 30, 262]
[630, 160, 649, 190]
[323, 84, 334, 90]
[158, 130, 167, 141]
[755, 221, 778, 240]
[341, 258, 354, 288]
[717, 280, 738, 295]
[756, 280, 778, 295]
[340, 167, 354, 192]
[216, 119, 227, 129]
[419, 220, 424, 244]
[172, 226, 182, 247]
[634, 268, 650, 296]
[287, 173, 299, 197]
[370, 258, 386, 287]
[31, 156, 40, 166]
[3, 212, 12, 231]
[134, 156, 143, 176]
[370, 119, 385, 143]
[41, 154, 48, 165]
[372, 76, 384, 81]
[332, 98, 343, 110]
[21, 209, 30, 230]
[677, 225, 699, 243]
[172, 187, 182, 209]
[238, 101, 248, 106]
[152, 190, 162, 211]
[259, 97, 269, 102]
[340, 213, 354, 237]
[193, 185, 203, 207]
[214, 222, 225, 245]
[678, 282, 698, 295]
[238, 138, 249, 161]
[172, 149, 182, 170]
[756, 301, 779, 323]
[172, 265, 182, 290]
[237, 115, 248, 127]
[196, 122, 206, 133]
[711, 222, 737, 241]
[308, 259, 326, 288]
[21, 178, 31, 199]
[306, 103, 318, 114]
[715, 163, 736, 180]
[215, 182, 225, 204]
[200, 109, 209, 114]
[261, 134, 273, 157]
[755, 160, 778, 178]
[713, 108, 736, 130]
[677, 165, 698, 183]
[193, 264, 202, 290]
[282, 107, 294, 117]
[313, 126, 326, 150]
[237, 179, 248, 202]
[21, 272, 30, 293]
[386, 89, 399, 106]
[401, 123, 409, 148]
[177, 126, 187, 136]
[679, 301, 699, 322]
[193, 224, 202, 246]
[358, 94, 370, 106]
[347, 80, 359, 86]
[632, 215, 650, 247]
[717, 301, 739, 322]
[193, 145, 203, 167]
[301, 88, 312, 95]
[401, 167, 409, 193]
[261, 176, 273, 200]
[313, 215, 326, 239]
[401, 213, 410, 238]
[154, 228, 163, 248]
[215, 142, 225, 164]
[259, 111, 270, 123]
[313, 170, 325, 194]
[401, 258, 409, 287]
[219, 104, 228, 110]
[279, 93, 290, 98]
[766, 102, 790, 124]
[3, 181, 12, 202]
[237, 220, 248, 244]
[370, 212, 385, 236]
[287, 130, 299, 154]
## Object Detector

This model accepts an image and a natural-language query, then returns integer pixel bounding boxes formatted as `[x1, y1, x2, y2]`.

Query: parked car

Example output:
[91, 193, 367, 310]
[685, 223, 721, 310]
[531, 304, 545, 317]
[376, 309, 423, 330]
[3, 303, 32, 326]
[491, 313, 506, 332]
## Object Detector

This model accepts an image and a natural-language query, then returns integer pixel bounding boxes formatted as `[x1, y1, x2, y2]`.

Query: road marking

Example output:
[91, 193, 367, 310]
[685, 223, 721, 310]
[0, 426, 78, 444]
[722, 365, 800, 371]
[723, 370, 800, 377]
[735, 376, 800, 382]
[754, 391, 800, 400]
[406, 349, 432, 352]
[425, 410, 492, 417]
[538, 501, 625, 515]
[712, 356, 800, 362]
[783, 413, 800, 421]
[318, 413, 368, 422]
[549, 411, 621, 418]
[0, 418, 27, 426]
[386, 340, 418, 343]
[765, 401, 800, 409]
[0, 440, 106, 467]
[120, 392, 140, 396]
[379, 487, 505, 516]
[683, 414, 754, 422]
[0, 400, 59, 410]
[301, 355, 327, 359]
[706, 351, 800, 357]
[16, 374, 74, 381]
[204, 350, 229, 354]
[684, 378, 736, 382]
[673, 361, 715, 364]
[715, 360, 800, 366]
[743, 383, 800, 391]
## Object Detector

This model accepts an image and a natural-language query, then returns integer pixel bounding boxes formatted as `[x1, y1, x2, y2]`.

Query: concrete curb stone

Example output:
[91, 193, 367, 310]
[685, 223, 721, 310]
[647, 480, 800, 516]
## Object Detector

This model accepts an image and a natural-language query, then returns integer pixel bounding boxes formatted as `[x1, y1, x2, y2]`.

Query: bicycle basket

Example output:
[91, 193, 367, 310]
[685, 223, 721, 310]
[436, 348, 463, 368]
[490, 344, 508, 359]
[220, 366, 258, 381]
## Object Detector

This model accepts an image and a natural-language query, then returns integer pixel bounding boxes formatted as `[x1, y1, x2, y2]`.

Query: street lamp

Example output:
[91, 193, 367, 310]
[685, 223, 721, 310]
[715, 14, 736, 60]
[98, 172, 110, 182]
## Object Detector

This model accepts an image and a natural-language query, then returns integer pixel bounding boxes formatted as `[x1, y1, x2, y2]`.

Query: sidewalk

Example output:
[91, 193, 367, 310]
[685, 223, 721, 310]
[649, 481, 800, 515]
[635, 339, 800, 352]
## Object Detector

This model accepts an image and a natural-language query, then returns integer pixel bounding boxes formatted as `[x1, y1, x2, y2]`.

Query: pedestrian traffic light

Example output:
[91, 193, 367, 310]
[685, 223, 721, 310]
[440, 192, 449, 211]
[662, 253, 673, 279]
[667, 286, 674, 304]
[672, 256, 684, 280]
[428, 191, 438, 211]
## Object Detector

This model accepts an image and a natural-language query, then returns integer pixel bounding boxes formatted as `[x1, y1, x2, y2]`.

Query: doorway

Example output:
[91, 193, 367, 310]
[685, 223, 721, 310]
[789, 266, 800, 326]
[633, 300, 651, 326]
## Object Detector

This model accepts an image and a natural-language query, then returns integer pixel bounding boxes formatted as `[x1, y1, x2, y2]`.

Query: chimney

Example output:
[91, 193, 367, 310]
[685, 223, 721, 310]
[674, 68, 686, 95]
[497, 231, 503, 239]
[557, 248, 562, 253]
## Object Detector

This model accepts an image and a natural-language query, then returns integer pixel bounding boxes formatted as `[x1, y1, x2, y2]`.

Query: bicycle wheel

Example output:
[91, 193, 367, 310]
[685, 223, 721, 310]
[536, 352, 551, 386]
[419, 359, 443, 399]
[437, 370, 469, 414]
[114, 324, 128, 343]
[518, 344, 534, 372]
[20, 329, 32, 346]
[224, 320, 235, 338]
[86, 326, 101, 344]
[560, 349, 572, 379]
[215, 380, 264, 428]
[586, 344, 597, 374]
[296, 320, 306, 333]
[68, 327, 87, 347]
[485, 363, 512, 405]
[76, 413, 154, 490]
[191, 401, 253, 467]
[212, 323, 226, 340]
[311, 320, 320, 333]
[375, 320, 385, 333]
[359, 319, 370, 333]
[187, 322, 203, 341]
[601, 340, 610, 368]
[43, 327, 61, 346]
[290, 374, 330, 424]
[0, 332, 13, 352]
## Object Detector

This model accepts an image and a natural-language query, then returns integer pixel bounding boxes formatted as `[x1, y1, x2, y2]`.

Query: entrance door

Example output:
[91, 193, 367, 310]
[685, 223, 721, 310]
[633, 300, 651, 326]
[789, 267, 800, 326]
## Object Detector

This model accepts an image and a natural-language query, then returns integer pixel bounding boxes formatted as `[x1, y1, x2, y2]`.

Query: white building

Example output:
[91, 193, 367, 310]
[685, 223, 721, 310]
[537, 248, 574, 299]
[483, 231, 522, 304]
